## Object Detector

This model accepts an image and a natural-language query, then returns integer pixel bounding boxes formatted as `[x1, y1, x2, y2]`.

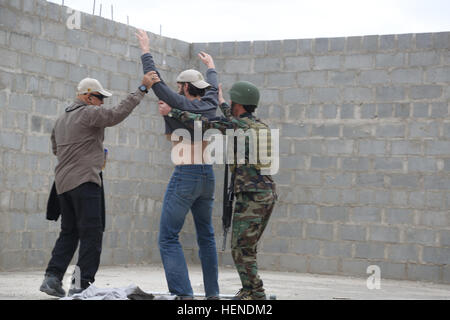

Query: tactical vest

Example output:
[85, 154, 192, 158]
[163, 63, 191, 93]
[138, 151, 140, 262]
[230, 116, 272, 172]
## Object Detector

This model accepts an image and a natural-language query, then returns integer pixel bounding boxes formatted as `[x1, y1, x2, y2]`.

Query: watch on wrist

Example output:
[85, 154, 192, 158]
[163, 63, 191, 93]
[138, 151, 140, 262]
[139, 85, 148, 94]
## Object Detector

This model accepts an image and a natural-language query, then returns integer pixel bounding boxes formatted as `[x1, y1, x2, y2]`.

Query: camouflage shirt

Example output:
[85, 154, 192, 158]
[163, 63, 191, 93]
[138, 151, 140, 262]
[168, 103, 275, 193]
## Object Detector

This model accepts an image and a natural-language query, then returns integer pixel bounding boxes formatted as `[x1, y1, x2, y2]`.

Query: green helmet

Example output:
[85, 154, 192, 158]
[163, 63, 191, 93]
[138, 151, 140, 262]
[229, 81, 260, 106]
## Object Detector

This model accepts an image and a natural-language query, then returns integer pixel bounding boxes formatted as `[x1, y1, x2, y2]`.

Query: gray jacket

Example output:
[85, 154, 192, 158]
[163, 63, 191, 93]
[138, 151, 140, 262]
[52, 90, 145, 194]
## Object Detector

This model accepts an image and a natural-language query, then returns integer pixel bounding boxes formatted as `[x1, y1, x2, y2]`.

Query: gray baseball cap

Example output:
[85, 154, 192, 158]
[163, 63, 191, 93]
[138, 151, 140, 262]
[77, 78, 112, 97]
[176, 69, 210, 89]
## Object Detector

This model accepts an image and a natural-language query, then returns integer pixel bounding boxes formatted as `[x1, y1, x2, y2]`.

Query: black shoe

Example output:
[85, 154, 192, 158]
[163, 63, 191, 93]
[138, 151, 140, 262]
[40, 274, 66, 298]
[68, 287, 87, 297]
[68, 273, 90, 297]
[206, 296, 220, 300]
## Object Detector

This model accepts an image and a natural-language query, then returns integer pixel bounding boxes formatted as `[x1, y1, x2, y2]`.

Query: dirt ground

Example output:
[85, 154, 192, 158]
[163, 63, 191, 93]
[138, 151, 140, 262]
[0, 264, 449, 300]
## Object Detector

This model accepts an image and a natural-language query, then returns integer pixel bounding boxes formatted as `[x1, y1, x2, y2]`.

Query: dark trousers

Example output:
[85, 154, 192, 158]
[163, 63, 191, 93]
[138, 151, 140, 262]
[45, 182, 104, 288]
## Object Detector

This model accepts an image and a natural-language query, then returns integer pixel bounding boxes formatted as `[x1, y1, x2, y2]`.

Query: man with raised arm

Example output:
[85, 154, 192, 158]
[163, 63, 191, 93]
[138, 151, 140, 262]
[136, 30, 220, 300]
[40, 73, 156, 298]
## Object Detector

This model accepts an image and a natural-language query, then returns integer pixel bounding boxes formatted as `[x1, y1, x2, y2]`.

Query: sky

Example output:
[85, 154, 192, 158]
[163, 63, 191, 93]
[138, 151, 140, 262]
[49, 0, 450, 43]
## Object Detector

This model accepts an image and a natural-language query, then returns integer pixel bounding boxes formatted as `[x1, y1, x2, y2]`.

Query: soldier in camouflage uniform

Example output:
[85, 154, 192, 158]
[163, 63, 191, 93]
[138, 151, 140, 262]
[159, 80, 277, 300]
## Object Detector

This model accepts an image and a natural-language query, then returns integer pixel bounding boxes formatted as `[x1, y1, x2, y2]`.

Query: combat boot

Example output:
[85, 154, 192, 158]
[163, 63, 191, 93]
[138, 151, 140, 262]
[250, 288, 267, 300]
[232, 286, 267, 300]
[232, 288, 252, 300]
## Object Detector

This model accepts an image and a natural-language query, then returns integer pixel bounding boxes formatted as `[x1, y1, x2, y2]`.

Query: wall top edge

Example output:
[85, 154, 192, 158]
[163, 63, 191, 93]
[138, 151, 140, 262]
[0, 0, 449, 46]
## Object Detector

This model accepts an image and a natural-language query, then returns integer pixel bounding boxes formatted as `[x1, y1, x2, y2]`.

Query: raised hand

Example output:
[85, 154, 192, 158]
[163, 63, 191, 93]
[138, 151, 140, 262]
[136, 29, 150, 54]
[198, 51, 215, 69]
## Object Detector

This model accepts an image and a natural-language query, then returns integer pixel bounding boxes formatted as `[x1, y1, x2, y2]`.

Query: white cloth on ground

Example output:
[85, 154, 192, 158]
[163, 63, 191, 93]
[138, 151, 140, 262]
[60, 284, 176, 300]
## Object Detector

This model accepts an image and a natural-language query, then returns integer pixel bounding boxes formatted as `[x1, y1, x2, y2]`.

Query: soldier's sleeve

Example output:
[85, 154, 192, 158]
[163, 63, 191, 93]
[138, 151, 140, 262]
[219, 102, 233, 119]
[169, 108, 247, 133]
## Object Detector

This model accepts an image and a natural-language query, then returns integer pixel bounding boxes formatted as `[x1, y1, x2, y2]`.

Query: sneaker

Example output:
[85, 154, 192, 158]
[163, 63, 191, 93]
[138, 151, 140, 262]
[40, 274, 66, 298]
[205, 295, 220, 300]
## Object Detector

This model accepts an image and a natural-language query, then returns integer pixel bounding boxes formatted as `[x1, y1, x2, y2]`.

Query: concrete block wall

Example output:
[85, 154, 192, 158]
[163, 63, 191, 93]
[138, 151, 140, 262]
[192, 34, 450, 284]
[0, 0, 449, 284]
[0, 0, 190, 270]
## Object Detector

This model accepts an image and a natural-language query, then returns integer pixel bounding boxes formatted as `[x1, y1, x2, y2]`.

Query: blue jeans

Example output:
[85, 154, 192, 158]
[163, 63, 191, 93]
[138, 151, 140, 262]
[158, 165, 219, 298]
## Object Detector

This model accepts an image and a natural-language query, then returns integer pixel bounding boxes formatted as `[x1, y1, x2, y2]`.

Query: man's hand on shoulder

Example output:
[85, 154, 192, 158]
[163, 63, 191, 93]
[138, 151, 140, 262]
[158, 100, 172, 116]
[218, 84, 226, 105]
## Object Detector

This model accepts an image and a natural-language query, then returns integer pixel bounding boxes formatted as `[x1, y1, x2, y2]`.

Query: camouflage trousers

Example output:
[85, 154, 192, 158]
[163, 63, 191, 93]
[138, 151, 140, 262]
[231, 191, 276, 291]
